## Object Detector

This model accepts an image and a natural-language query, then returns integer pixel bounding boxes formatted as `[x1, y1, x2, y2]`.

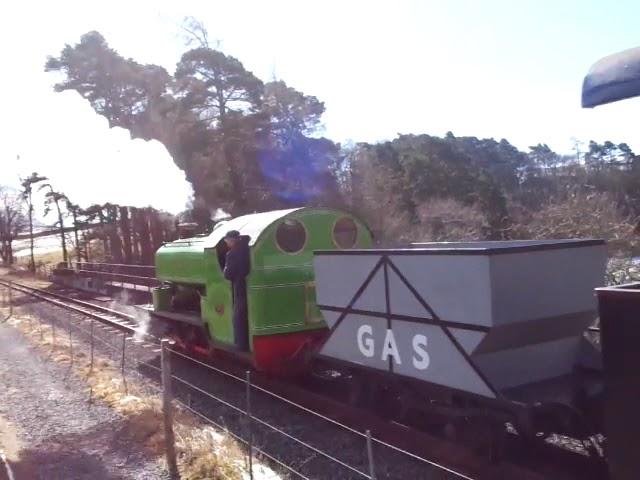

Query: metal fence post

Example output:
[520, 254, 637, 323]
[3, 281, 13, 321]
[246, 370, 254, 480]
[2, 282, 13, 323]
[366, 429, 376, 480]
[121, 332, 128, 395]
[161, 339, 179, 479]
[69, 319, 73, 367]
[89, 318, 94, 372]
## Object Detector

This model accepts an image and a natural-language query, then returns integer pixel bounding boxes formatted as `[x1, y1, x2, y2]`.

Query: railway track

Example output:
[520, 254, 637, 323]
[0, 280, 144, 337]
[0, 279, 594, 480]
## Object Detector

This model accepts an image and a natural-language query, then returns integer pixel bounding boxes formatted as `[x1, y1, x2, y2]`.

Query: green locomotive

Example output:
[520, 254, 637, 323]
[152, 207, 372, 373]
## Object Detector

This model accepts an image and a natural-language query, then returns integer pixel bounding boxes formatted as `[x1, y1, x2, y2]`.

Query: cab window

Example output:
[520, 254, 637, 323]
[275, 219, 306, 253]
[333, 217, 358, 249]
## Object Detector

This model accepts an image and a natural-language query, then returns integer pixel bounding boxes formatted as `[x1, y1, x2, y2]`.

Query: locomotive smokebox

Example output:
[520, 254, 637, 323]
[596, 283, 640, 480]
[314, 239, 606, 399]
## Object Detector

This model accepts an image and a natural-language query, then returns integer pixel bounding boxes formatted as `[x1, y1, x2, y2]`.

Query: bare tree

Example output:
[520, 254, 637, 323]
[20, 172, 47, 271]
[180, 16, 212, 48]
[0, 186, 26, 265]
[65, 199, 85, 262]
[39, 183, 69, 264]
[515, 191, 637, 253]
[413, 199, 488, 242]
[83, 204, 109, 259]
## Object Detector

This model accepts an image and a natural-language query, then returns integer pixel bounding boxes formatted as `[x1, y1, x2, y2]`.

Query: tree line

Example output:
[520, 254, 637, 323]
[0, 174, 176, 269]
[345, 135, 639, 253]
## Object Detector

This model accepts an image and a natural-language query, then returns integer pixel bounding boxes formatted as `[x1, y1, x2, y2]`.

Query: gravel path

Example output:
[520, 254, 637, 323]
[0, 322, 167, 480]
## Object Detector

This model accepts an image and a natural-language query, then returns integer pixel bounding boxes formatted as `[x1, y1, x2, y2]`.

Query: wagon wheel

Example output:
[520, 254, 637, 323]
[346, 378, 410, 422]
[461, 415, 507, 463]
[526, 402, 606, 465]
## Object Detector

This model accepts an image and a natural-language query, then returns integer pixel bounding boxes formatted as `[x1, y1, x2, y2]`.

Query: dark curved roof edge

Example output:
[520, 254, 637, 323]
[582, 46, 640, 107]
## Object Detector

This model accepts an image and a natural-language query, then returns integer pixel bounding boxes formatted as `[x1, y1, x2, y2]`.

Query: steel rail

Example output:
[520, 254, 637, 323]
[75, 269, 159, 284]
[0, 280, 146, 338]
[56, 268, 159, 287]
[74, 261, 155, 270]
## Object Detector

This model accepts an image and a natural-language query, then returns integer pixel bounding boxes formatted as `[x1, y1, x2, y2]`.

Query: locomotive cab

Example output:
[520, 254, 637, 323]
[153, 207, 372, 374]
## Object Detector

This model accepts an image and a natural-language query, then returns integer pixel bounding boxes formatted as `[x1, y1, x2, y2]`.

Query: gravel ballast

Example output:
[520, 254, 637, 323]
[0, 321, 168, 480]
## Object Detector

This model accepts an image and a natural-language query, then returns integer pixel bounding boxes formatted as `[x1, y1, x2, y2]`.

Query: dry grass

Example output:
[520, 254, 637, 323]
[15, 251, 64, 269]
[14, 238, 106, 270]
[1, 307, 271, 480]
[1, 272, 52, 290]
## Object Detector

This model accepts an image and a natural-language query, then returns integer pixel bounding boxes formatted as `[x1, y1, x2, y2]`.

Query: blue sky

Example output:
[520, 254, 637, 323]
[1, 0, 639, 212]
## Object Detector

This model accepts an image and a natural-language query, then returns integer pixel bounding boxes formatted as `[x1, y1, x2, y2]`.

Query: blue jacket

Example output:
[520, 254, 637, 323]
[223, 237, 251, 309]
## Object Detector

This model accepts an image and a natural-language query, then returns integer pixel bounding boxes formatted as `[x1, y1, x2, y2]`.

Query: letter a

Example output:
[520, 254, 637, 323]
[381, 329, 401, 365]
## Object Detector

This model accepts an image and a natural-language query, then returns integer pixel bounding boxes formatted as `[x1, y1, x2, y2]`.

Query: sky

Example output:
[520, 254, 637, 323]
[1, 0, 639, 218]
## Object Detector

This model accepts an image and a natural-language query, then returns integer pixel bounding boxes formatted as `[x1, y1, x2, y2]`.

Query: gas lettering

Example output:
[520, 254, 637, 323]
[356, 324, 430, 369]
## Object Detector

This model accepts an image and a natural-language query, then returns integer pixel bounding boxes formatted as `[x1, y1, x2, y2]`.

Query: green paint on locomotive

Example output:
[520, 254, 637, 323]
[153, 207, 372, 349]
[155, 237, 208, 285]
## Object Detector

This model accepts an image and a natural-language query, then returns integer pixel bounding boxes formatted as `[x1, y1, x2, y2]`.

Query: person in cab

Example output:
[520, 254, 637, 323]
[223, 230, 251, 351]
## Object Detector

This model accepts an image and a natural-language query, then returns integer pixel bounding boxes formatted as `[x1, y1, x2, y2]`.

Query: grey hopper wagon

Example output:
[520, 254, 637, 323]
[313, 239, 606, 430]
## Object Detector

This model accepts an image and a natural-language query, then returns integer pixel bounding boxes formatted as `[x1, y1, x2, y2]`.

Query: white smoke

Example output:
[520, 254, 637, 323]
[3, 90, 192, 216]
[108, 289, 152, 342]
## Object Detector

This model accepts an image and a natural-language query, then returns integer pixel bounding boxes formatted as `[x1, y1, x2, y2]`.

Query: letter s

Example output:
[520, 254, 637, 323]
[357, 325, 374, 358]
[412, 334, 430, 370]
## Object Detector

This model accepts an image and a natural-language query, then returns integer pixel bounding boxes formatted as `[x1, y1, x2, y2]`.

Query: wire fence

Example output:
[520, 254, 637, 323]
[0, 281, 473, 480]
[166, 348, 471, 478]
